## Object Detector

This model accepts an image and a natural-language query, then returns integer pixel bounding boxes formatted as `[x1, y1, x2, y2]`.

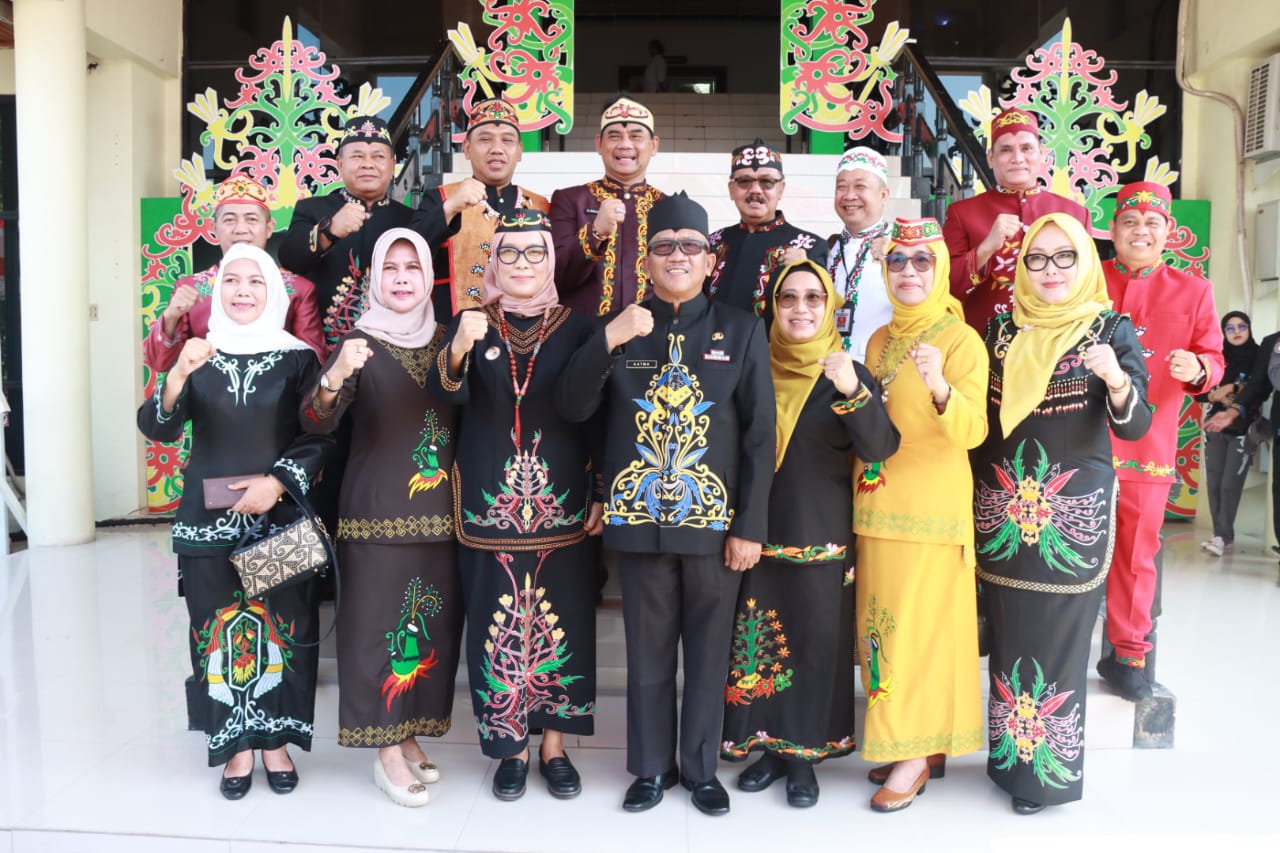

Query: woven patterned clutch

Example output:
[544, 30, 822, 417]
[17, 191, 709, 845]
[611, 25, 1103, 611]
[230, 513, 330, 599]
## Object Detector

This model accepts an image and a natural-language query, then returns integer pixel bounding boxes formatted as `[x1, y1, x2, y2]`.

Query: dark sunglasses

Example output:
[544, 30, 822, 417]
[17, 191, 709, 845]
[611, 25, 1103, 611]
[732, 176, 781, 190]
[1022, 250, 1078, 271]
[649, 238, 709, 256]
[885, 252, 935, 272]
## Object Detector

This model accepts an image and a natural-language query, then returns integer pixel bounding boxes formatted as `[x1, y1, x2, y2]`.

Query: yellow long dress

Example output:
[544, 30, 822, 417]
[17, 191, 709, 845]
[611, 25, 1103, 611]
[853, 318, 988, 761]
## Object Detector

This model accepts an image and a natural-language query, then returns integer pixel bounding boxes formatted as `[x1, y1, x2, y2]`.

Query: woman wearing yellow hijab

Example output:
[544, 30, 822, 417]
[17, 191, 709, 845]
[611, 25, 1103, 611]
[972, 212, 1150, 815]
[722, 259, 898, 808]
[854, 218, 989, 813]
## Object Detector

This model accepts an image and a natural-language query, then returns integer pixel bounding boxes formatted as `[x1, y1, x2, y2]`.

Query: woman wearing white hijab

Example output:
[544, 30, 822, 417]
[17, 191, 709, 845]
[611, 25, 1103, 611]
[138, 243, 332, 800]
[302, 228, 462, 808]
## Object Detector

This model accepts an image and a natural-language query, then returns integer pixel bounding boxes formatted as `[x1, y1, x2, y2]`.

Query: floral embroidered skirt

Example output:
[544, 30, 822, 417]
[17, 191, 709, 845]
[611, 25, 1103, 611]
[854, 537, 984, 762]
[335, 541, 462, 748]
[179, 555, 319, 767]
[983, 581, 1102, 804]
[720, 556, 856, 763]
[459, 541, 597, 759]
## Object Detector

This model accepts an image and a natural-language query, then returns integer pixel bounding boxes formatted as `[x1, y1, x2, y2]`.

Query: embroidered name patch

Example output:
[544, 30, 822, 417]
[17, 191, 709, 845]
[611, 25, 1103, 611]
[703, 349, 731, 363]
[626, 359, 658, 369]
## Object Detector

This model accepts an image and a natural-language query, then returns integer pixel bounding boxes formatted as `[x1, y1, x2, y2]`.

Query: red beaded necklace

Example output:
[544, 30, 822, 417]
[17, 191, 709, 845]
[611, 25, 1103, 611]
[497, 308, 551, 447]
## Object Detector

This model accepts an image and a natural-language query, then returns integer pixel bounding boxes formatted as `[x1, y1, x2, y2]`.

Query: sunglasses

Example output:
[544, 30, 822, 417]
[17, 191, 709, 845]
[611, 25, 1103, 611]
[649, 238, 709, 256]
[495, 245, 548, 265]
[732, 176, 781, 190]
[777, 291, 827, 309]
[1225, 323, 1250, 333]
[1023, 250, 1078, 271]
[885, 252, 935, 272]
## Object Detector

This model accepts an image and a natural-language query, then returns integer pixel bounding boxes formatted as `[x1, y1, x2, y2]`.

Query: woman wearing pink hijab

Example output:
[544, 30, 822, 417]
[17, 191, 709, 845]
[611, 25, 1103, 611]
[302, 227, 462, 808]
[429, 210, 602, 802]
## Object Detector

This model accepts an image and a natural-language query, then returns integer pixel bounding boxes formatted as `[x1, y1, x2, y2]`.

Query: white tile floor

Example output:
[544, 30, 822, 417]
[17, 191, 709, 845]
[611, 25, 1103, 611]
[1, 520, 1278, 852]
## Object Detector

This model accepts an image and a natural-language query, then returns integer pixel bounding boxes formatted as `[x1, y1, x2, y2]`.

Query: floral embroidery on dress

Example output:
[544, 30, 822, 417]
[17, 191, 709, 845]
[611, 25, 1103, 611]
[725, 598, 794, 705]
[380, 579, 443, 711]
[408, 410, 451, 498]
[989, 657, 1083, 789]
[975, 439, 1107, 576]
[465, 430, 580, 533]
[861, 596, 896, 710]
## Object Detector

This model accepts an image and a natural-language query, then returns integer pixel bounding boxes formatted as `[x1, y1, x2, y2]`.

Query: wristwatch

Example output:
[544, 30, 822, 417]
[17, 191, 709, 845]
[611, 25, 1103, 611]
[319, 372, 340, 392]
[318, 216, 337, 243]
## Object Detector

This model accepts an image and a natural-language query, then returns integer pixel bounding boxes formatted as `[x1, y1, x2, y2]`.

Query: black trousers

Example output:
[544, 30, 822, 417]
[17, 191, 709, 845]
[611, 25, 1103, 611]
[615, 550, 742, 781]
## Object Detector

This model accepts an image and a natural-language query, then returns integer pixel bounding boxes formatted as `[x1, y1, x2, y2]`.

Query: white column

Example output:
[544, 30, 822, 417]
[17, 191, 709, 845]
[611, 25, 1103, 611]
[13, 0, 94, 545]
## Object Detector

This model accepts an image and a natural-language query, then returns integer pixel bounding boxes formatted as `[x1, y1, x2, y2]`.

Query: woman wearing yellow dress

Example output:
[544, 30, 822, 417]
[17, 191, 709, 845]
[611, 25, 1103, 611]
[853, 217, 988, 812]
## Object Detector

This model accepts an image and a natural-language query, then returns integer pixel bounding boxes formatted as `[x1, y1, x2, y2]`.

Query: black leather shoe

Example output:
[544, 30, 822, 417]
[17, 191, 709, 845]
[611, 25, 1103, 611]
[539, 754, 582, 799]
[1012, 796, 1045, 815]
[492, 756, 529, 801]
[785, 762, 819, 808]
[736, 752, 786, 792]
[219, 771, 253, 800]
[1096, 655, 1153, 702]
[266, 768, 299, 794]
[681, 774, 730, 816]
[622, 768, 679, 812]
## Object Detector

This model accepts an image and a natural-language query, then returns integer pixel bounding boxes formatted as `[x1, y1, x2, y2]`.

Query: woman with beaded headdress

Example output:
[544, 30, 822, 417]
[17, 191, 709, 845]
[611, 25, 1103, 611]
[428, 210, 601, 803]
[852, 217, 988, 813]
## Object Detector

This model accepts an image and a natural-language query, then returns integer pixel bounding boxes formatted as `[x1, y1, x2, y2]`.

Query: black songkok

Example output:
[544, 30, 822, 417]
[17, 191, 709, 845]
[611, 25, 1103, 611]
[730, 137, 784, 175]
[647, 191, 709, 239]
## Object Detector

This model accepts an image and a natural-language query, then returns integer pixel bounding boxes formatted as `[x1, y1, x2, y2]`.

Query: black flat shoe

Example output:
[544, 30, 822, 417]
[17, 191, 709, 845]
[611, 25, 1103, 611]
[539, 754, 582, 799]
[266, 768, 299, 794]
[785, 762, 819, 808]
[737, 752, 786, 792]
[492, 756, 529, 801]
[622, 768, 678, 812]
[219, 771, 253, 800]
[1012, 796, 1045, 815]
[681, 774, 730, 816]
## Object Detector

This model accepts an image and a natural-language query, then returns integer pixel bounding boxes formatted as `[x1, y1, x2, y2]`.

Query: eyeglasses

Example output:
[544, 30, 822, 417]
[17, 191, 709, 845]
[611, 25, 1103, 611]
[1225, 323, 1250, 333]
[1022, 250, 1077, 271]
[649, 238, 709, 256]
[732, 176, 781, 190]
[885, 252, 935, 272]
[495, 244, 548, 265]
[777, 291, 828, 309]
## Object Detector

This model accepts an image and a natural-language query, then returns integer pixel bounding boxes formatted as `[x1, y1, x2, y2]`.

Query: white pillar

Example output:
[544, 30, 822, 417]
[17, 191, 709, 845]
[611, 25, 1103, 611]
[13, 0, 94, 545]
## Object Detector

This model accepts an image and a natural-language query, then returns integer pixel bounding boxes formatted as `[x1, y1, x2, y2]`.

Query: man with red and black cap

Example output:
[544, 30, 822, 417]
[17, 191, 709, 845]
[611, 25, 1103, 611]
[550, 95, 665, 318]
[941, 107, 1091, 332]
[561, 191, 775, 817]
[415, 98, 551, 318]
[1097, 180, 1223, 701]
[144, 174, 324, 371]
[706, 138, 826, 319]
[280, 114, 455, 350]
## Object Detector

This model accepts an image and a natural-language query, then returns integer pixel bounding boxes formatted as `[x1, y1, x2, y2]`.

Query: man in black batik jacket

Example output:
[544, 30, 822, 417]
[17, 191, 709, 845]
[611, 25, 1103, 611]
[561, 191, 775, 818]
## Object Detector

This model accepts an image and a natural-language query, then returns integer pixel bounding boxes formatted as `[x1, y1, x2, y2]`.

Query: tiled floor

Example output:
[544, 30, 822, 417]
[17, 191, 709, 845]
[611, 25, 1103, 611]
[1, 520, 1278, 852]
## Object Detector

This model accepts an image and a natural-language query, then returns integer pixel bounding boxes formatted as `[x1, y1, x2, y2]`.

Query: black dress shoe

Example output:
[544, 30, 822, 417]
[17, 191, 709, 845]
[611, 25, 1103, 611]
[219, 771, 253, 800]
[1096, 655, 1153, 702]
[622, 768, 679, 812]
[266, 768, 299, 794]
[1012, 796, 1046, 815]
[539, 754, 582, 799]
[737, 752, 786, 792]
[785, 762, 819, 808]
[492, 756, 529, 801]
[681, 775, 730, 816]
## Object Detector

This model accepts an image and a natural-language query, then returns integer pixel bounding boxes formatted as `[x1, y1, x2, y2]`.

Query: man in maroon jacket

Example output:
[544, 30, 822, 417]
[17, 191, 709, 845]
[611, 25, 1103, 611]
[550, 96, 664, 318]
[941, 107, 1091, 333]
[144, 175, 323, 370]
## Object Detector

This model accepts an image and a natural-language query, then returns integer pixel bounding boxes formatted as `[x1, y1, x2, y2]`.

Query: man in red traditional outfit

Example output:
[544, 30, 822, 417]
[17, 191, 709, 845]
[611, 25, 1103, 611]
[1098, 181, 1223, 700]
[143, 174, 324, 371]
[941, 107, 1091, 332]
[550, 96, 665, 318]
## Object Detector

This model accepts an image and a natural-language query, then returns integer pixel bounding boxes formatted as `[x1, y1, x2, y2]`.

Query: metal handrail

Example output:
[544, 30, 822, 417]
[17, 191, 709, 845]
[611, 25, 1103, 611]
[900, 43, 995, 190]
[389, 40, 463, 205]
[388, 39, 456, 146]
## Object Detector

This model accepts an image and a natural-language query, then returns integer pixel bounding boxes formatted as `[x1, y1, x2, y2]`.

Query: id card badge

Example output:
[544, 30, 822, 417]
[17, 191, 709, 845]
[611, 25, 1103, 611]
[834, 307, 852, 334]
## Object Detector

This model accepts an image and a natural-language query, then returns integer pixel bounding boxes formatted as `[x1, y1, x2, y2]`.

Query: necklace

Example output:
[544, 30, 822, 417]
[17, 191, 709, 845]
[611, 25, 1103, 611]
[871, 316, 956, 402]
[497, 309, 551, 447]
[834, 221, 888, 310]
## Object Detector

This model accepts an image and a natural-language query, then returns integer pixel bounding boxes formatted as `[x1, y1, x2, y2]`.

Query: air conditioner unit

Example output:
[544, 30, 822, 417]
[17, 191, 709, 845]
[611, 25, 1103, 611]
[1245, 54, 1280, 161]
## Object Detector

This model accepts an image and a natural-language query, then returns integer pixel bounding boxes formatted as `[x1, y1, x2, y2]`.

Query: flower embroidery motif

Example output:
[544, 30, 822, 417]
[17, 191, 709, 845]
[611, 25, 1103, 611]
[989, 657, 1082, 789]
